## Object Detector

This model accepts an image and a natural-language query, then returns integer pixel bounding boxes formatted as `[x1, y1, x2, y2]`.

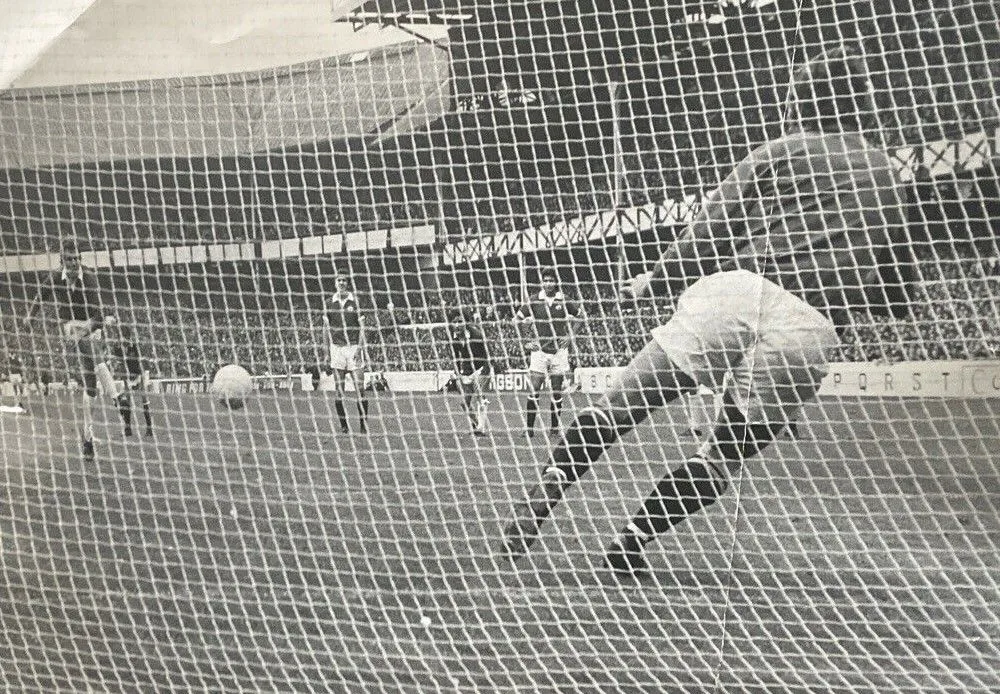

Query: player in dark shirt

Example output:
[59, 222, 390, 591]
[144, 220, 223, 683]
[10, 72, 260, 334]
[105, 319, 153, 437]
[322, 273, 369, 434]
[23, 244, 130, 457]
[36, 361, 52, 396]
[515, 268, 583, 438]
[449, 309, 492, 437]
[3, 350, 26, 411]
[503, 46, 916, 576]
[307, 363, 324, 392]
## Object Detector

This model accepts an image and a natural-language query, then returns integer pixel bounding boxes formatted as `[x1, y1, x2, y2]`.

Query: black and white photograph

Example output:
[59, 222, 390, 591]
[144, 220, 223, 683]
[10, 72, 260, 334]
[1, 1, 999, 692]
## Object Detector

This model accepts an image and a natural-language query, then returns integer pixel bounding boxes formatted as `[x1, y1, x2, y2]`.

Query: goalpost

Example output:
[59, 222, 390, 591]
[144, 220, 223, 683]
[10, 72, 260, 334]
[1, 2, 999, 692]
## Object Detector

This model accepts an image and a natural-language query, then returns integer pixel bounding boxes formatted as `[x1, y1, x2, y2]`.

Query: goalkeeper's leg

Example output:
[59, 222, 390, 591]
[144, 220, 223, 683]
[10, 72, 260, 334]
[603, 396, 783, 576]
[502, 340, 697, 561]
[594, 270, 839, 575]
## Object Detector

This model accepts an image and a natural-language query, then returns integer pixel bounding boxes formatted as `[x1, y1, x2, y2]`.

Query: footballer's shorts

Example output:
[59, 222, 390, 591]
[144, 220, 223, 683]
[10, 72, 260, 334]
[329, 343, 364, 372]
[6, 373, 23, 386]
[317, 370, 337, 392]
[61, 321, 103, 392]
[528, 348, 571, 377]
[126, 370, 149, 391]
[651, 270, 838, 427]
[459, 363, 491, 388]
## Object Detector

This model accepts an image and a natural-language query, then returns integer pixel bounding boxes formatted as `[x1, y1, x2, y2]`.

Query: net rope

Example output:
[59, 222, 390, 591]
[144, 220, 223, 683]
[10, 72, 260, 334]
[1, 2, 999, 692]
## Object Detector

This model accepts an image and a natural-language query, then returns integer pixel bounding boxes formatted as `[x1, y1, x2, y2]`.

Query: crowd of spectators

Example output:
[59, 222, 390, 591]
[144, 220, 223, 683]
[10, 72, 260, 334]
[5, 252, 998, 387]
[2, 0, 995, 393]
[4, 3, 998, 381]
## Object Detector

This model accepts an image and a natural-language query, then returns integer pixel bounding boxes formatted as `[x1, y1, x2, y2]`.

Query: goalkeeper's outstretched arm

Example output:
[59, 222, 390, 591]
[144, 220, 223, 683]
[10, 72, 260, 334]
[624, 182, 738, 302]
[625, 228, 729, 303]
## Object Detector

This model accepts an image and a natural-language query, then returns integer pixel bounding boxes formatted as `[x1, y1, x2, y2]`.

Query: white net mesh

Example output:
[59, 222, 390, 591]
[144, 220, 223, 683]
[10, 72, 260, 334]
[2, 1, 999, 692]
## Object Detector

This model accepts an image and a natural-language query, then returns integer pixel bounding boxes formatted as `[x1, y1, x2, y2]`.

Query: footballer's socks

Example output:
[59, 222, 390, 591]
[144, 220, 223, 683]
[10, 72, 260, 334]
[502, 466, 569, 560]
[526, 394, 539, 433]
[604, 526, 650, 576]
[142, 400, 153, 432]
[357, 397, 369, 434]
[475, 397, 489, 431]
[549, 395, 563, 430]
[82, 395, 96, 443]
[628, 456, 726, 539]
[546, 407, 618, 483]
[117, 393, 133, 435]
[334, 399, 349, 432]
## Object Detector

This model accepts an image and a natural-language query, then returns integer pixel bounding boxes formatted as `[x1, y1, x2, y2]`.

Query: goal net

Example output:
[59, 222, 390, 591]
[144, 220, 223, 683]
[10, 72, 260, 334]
[2, 1, 999, 692]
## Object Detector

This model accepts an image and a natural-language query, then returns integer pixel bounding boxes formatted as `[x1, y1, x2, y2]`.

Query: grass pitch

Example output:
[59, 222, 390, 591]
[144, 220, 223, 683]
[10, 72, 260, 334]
[2, 391, 999, 693]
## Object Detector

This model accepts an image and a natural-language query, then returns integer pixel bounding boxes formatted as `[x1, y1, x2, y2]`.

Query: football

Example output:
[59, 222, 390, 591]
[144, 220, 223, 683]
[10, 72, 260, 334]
[211, 364, 253, 410]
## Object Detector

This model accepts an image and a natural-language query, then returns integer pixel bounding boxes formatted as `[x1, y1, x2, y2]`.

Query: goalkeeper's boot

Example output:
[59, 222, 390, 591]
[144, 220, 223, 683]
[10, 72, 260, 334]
[603, 531, 649, 578]
[502, 468, 568, 562]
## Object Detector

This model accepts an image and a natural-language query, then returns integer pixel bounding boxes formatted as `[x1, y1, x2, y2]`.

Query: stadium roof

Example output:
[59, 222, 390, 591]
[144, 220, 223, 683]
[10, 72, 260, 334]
[2, 0, 447, 89]
[0, 40, 451, 168]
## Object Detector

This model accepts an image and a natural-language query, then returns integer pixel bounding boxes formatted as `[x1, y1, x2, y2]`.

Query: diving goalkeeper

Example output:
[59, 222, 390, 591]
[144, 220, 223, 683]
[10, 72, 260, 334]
[501, 45, 917, 576]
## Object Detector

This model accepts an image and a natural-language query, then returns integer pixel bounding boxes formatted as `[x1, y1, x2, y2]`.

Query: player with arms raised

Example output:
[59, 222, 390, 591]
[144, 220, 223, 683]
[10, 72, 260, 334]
[502, 46, 916, 575]
[322, 273, 369, 434]
[516, 268, 583, 438]
[449, 308, 492, 437]
[23, 244, 133, 457]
